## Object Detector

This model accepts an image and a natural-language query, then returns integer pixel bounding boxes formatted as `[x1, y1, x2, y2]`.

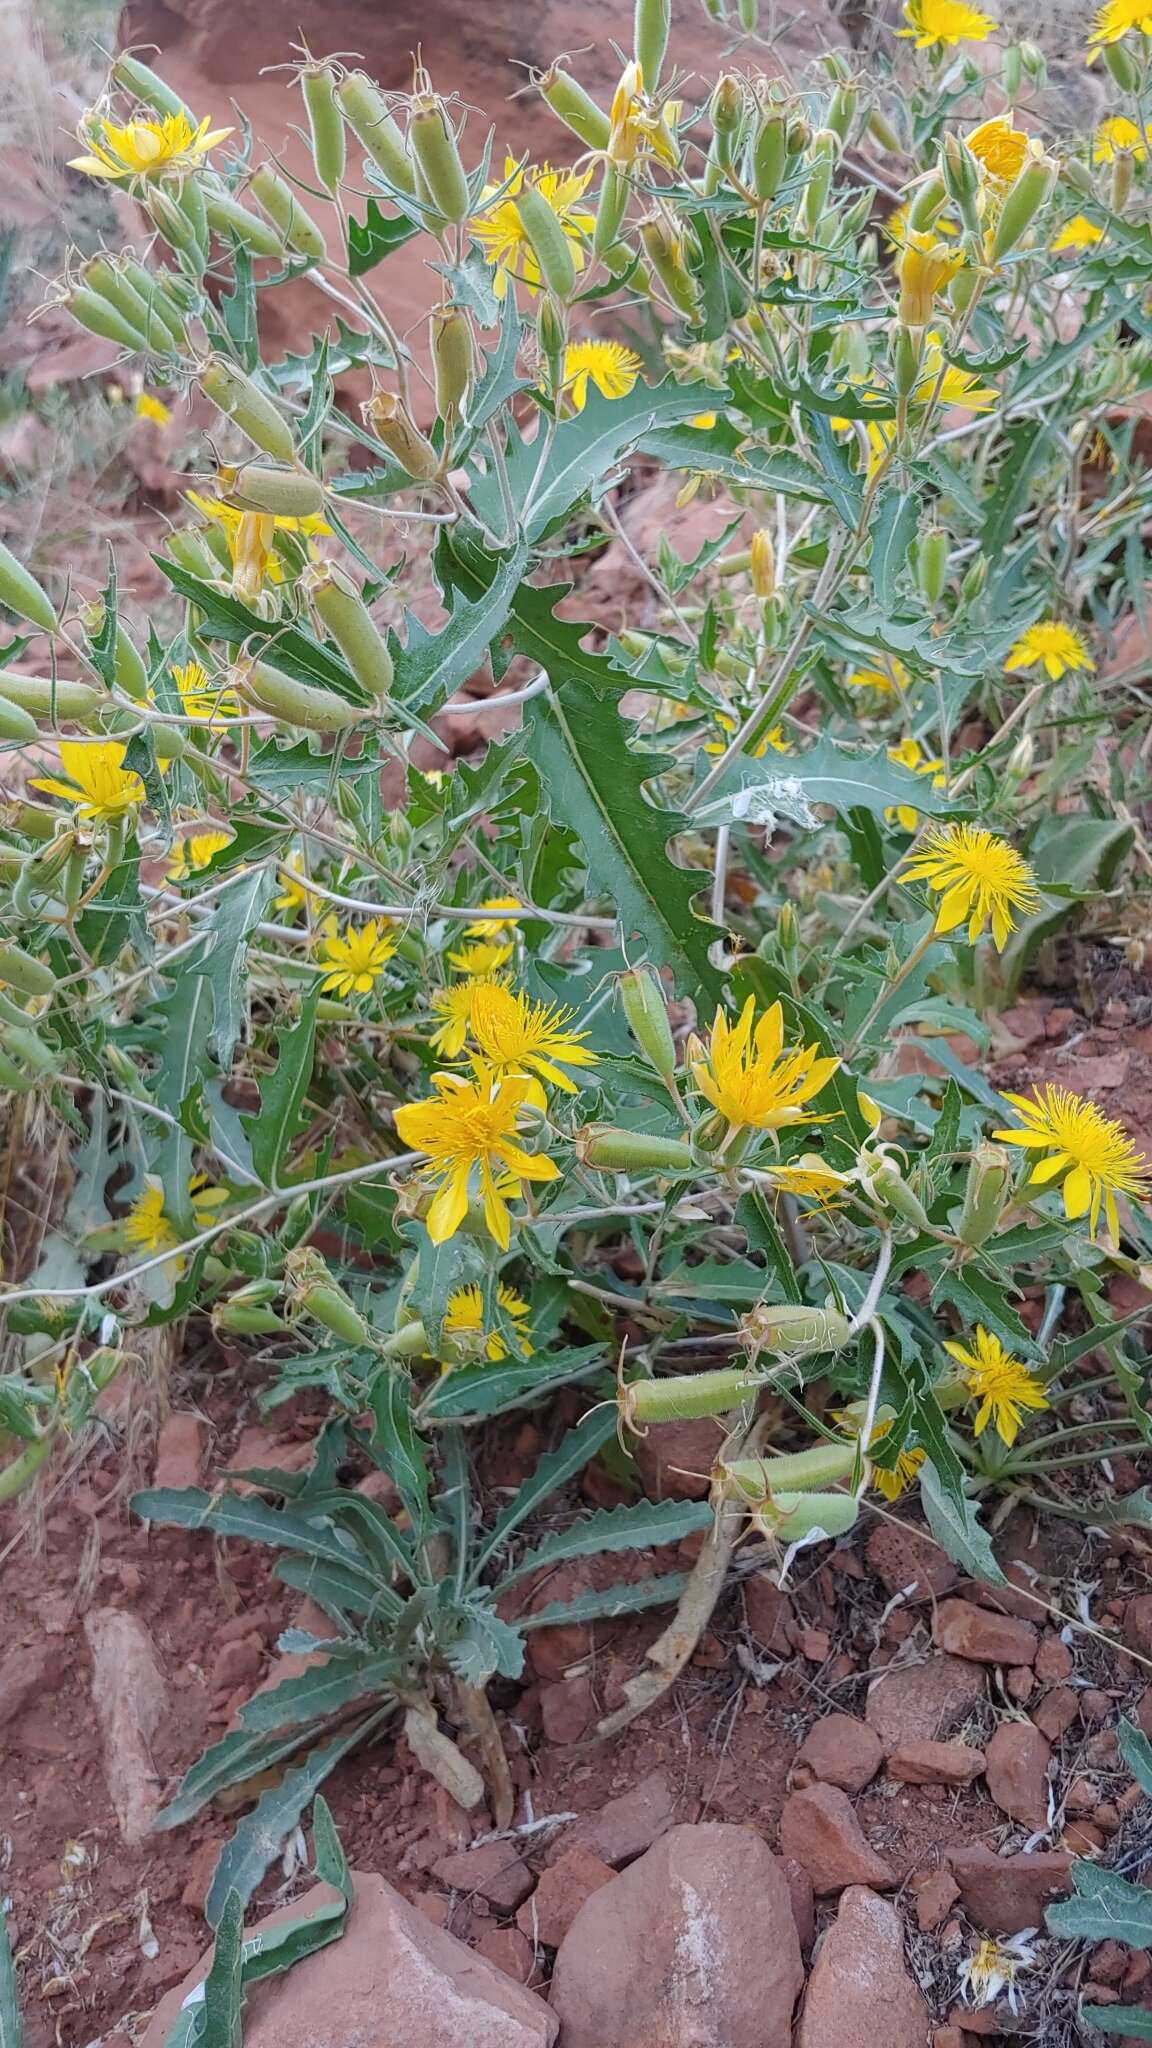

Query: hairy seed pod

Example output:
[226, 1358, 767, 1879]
[119, 258, 189, 347]
[753, 1489, 861, 1542]
[1112, 149, 1135, 212]
[577, 1125, 695, 1173]
[4, 1296, 82, 1337]
[720, 1441, 858, 1497]
[0, 944, 55, 998]
[0, 1437, 55, 1497]
[738, 0, 759, 25]
[111, 53, 194, 121]
[0, 673, 99, 721]
[212, 1297, 288, 1335]
[250, 165, 329, 262]
[750, 110, 788, 198]
[239, 659, 370, 731]
[537, 63, 611, 152]
[621, 1368, 763, 1428]
[165, 529, 220, 578]
[989, 146, 1058, 263]
[892, 320, 922, 399]
[739, 1301, 853, 1355]
[961, 552, 988, 601]
[364, 390, 441, 480]
[229, 464, 326, 517]
[66, 287, 148, 352]
[111, 628, 150, 703]
[868, 1157, 932, 1229]
[302, 62, 346, 194]
[0, 696, 38, 743]
[619, 967, 678, 1083]
[639, 216, 700, 317]
[336, 73, 416, 191]
[867, 106, 901, 153]
[956, 1142, 1012, 1248]
[141, 185, 201, 256]
[1102, 38, 1141, 90]
[83, 258, 178, 353]
[408, 94, 470, 224]
[826, 83, 858, 144]
[634, 0, 671, 92]
[309, 565, 394, 698]
[172, 175, 210, 260]
[200, 360, 296, 462]
[0, 543, 57, 636]
[515, 181, 578, 299]
[907, 169, 948, 234]
[1, 1022, 58, 1076]
[592, 164, 629, 257]
[204, 186, 286, 256]
[918, 526, 948, 603]
[286, 1247, 374, 1344]
[430, 303, 473, 415]
[1001, 42, 1023, 97]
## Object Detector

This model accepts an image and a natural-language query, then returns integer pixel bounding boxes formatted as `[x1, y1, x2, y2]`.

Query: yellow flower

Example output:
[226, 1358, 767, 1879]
[900, 823, 1040, 948]
[168, 828, 232, 879]
[443, 1281, 534, 1362]
[703, 711, 788, 758]
[394, 1066, 561, 1248]
[869, 1430, 927, 1501]
[448, 938, 516, 976]
[31, 740, 146, 822]
[898, 233, 964, 328]
[1094, 114, 1148, 163]
[124, 1175, 227, 1263]
[943, 1326, 1049, 1446]
[428, 976, 502, 1058]
[1004, 620, 1094, 679]
[965, 116, 1030, 181]
[274, 851, 319, 918]
[886, 736, 946, 832]
[465, 896, 525, 937]
[135, 392, 173, 425]
[468, 983, 597, 1093]
[898, 0, 996, 47]
[690, 998, 840, 1136]
[994, 1083, 1151, 1240]
[561, 340, 642, 412]
[1051, 214, 1105, 252]
[762, 1155, 852, 1204]
[70, 109, 232, 182]
[1088, 0, 1152, 52]
[186, 491, 331, 602]
[172, 659, 240, 724]
[606, 60, 682, 169]
[471, 158, 595, 298]
[319, 920, 397, 998]
[847, 659, 910, 697]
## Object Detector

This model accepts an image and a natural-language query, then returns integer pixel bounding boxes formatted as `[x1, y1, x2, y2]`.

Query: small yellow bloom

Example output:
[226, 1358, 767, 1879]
[31, 740, 145, 823]
[167, 828, 232, 879]
[689, 411, 718, 429]
[469, 983, 597, 1093]
[762, 1155, 852, 1204]
[898, 0, 996, 48]
[465, 896, 525, 937]
[447, 938, 516, 976]
[898, 232, 964, 328]
[135, 392, 173, 426]
[869, 1430, 926, 1501]
[428, 976, 502, 1058]
[274, 851, 319, 918]
[70, 110, 232, 182]
[901, 823, 1040, 948]
[1004, 619, 1094, 680]
[965, 115, 1030, 182]
[1088, 0, 1152, 53]
[886, 736, 946, 832]
[471, 158, 595, 298]
[703, 711, 788, 758]
[1094, 114, 1148, 163]
[186, 491, 331, 602]
[394, 1065, 561, 1248]
[172, 659, 240, 724]
[847, 659, 910, 697]
[561, 339, 642, 412]
[443, 1281, 534, 1362]
[319, 920, 397, 998]
[994, 1083, 1151, 1240]
[124, 1175, 227, 1266]
[1051, 214, 1105, 252]
[606, 60, 682, 170]
[943, 1326, 1049, 1445]
[690, 998, 840, 1136]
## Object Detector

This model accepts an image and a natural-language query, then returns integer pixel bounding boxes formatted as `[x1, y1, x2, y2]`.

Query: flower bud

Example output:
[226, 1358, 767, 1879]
[285, 1247, 375, 1345]
[1020, 39, 1046, 81]
[592, 164, 630, 256]
[66, 287, 148, 353]
[892, 319, 923, 399]
[363, 389, 441, 480]
[237, 657, 372, 732]
[1102, 38, 1141, 91]
[955, 1142, 1012, 1248]
[918, 526, 949, 605]
[250, 165, 329, 262]
[897, 234, 958, 329]
[1007, 731, 1035, 778]
[619, 966, 678, 1083]
[639, 215, 700, 317]
[749, 527, 775, 599]
[867, 107, 902, 154]
[907, 170, 948, 234]
[205, 186, 285, 256]
[750, 110, 788, 198]
[408, 93, 470, 225]
[142, 185, 202, 257]
[786, 114, 811, 156]
[960, 552, 988, 601]
[988, 145, 1059, 264]
[537, 63, 611, 152]
[826, 83, 858, 144]
[0, 540, 57, 635]
[431, 303, 473, 417]
[302, 61, 346, 194]
[711, 74, 745, 149]
[577, 1124, 695, 1173]
[739, 1301, 853, 1356]
[1002, 43, 1023, 97]
[941, 133, 982, 234]
[865, 1157, 931, 1229]
[200, 359, 297, 463]
[0, 943, 55, 997]
[307, 564, 394, 699]
[336, 73, 415, 191]
[515, 179, 578, 299]
[634, 0, 671, 93]
[1113, 150, 1134, 212]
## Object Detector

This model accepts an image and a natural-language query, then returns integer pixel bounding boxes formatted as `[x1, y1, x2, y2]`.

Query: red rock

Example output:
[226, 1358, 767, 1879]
[549, 1823, 803, 2048]
[0, 1642, 62, 1730]
[985, 1724, 1051, 1829]
[633, 1416, 718, 1502]
[865, 1654, 986, 1754]
[913, 1869, 961, 1932]
[934, 1600, 1038, 1667]
[1135, 1687, 1152, 1738]
[516, 1848, 613, 1948]
[1065, 1776, 1099, 1814]
[1064, 1820, 1106, 1856]
[1035, 1635, 1074, 1684]
[1090, 1942, 1130, 1987]
[796, 1714, 883, 1794]
[948, 2006, 1001, 2034]
[1007, 1666, 1035, 1704]
[227, 1428, 315, 1492]
[522, 1565, 596, 1682]
[141, 1871, 557, 2047]
[1125, 1596, 1152, 1659]
[1032, 1686, 1078, 1742]
[474, 1925, 535, 1983]
[888, 1739, 986, 1787]
[866, 1523, 958, 1600]
[743, 1577, 794, 1654]
[555, 1769, 675, 1869]
[947, 1847, 1072, 1933]
[1081, 1688, 1114, 1724]
[796, 1886, 930, 2048]
[778, 1783, 894, 1895]
[1085, 1729, 1121, 1769]
[152, 1411, 206, 1491]
[1095, 1802, 1122, 1833]
[934, 2030, 966, 2048]
[84, 1609, 168, 1847]
[433, 1842, 534, 1912]
[779, 1854, 816, 1952]
[210, 1633, 264, 1694]
[540, 1675, 594, 1746]
[797, 1627, 831, 1662]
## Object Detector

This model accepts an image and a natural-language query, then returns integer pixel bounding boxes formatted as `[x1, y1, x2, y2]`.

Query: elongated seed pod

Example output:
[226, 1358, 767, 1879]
[622, 1368, 764, 1426]
[431, 303, 473, 416]
[364, 391, 440, 480]
[230, 464, 326, 518]
[212, 1298, 288, 1335]
[0, 944, 55, 998]
[142, 185, 201, 256]
[200, 360, 296, 462]
[721, 1442, 859, 1497]
[205, 186, 285, 256]
[619, 968, 677, 1083]
[110, 628, 150, 704]
[740, 1301, 853, 1354]
[165, 529, 220, 578]
[310, 566, 394, 698]
[918, 527, 948, 604]
[239, 659, 371, 731]
[826, 83, 858, 144]
[173, 174, 209, 253]
[111, 53, 195, 122]
[514, 181, 577, 299]
[634, 0, 670, 91]
[750, 111, 788, 199]
[118, 258, 189, 347]
[302, 63, 346, 194]
[538, 64, 611, 152]
[408, 95, 470, 224]
[0, 696, 38, 743]
[867, 106, 902, 153]
[577, 1125, 695, 1172]
[336, 73, 416, 191]
[867, 1158, 932, 1228]
[67, 288, 147, 352]
[956, 1143, 1012, 1248]
[250, 165, 329, 262]
[592, 165, 629, 257]
[639, 217, 700, 317]
[988, 148, 1058, 263]
[754, 1489, 860, 1542]
[83, 258, 174, 352]
[1102, 38, 1140, 90]
[0, 545, 57, 635]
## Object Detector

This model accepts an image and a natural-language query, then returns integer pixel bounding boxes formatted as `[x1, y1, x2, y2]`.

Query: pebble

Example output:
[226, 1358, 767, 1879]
[778, 1783, 894, 1894]
[984, 1723, 1051, 1830]
[934, 1599, 1038, 1667]
[795, 1714, 883, 1794]
[887, 1739, 986, 1788]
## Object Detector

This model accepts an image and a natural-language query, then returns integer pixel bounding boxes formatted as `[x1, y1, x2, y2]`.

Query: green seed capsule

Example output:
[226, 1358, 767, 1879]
[892, 320, 922, 400]
[619, 967, 678, 1083]
[0, 695, 39, 743]
[634, 0, 671, 91]
[302, 63, 346, 194]
[0, 1435, 54, 1499]
[363, 391, 440, 480]
[239, 659, 371, 732]
[0, 544, 57, 635]
[1102, 38, 1141, 90]
[592, 165, 629, 257]
[336, 73, 416, 191]
[119, 258, 189, 348]
[1002, 43, 1024, 97]
[577, 1125, 695, 1173]
[750, 111, 788, 199]
[165, 529, 220, 578]
[250, 165, 329, 262]
[721, 1441, 859, 1496]
[111, 54, 194, 122]
[408, 95, 470, 225]
[868, 1158, 932, 1229]
[230, 464, 326, 518]
[1, 1023, 58, 1076]
[173, 175, 209, 256]
[537, 64, 611, 153]
[200, 360, 297, 462]
[430, 303, 473, 415]
[827, 83, 858, 144]
[639, 216, 700, 317]
[738, 0, 759, 25]
[212, 1297, 287, 1335]
[1112, 150, 1134, 212]
[754, 1489, 861, 1542]
[4, 1296, 81, 1338]
[956, 1142, 1012, 1248]
[740, 1302, 853, 1355]
[867, 106, 902, 154]
[141, 185, 200, 256]
[989, 147, 1058, 263]
[907, 170, 948, 234]
[82, 257, 169, 351]
[67, 288, 147, 353]
[204, 186, 286, 256]
[515, 181, 577, 299]
[918, 526, 949, 604]
[285, 1247, 375, 1344]
[111, 628, 150, 703]
[621, 1368, 763, 1427]
[309, 565, 394, 699]
[0, 944, 55, 997]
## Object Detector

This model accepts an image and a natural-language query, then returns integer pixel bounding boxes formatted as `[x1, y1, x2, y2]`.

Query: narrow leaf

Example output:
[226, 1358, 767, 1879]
[205, 1719, 380, 1928]
[919, 1459, 1007, 1586]
[497, 1498, 713, 1588]
[521, 1571, 690, 1630]
[468, 1407, 618, 1582]
[240, 987, 319, 1187]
